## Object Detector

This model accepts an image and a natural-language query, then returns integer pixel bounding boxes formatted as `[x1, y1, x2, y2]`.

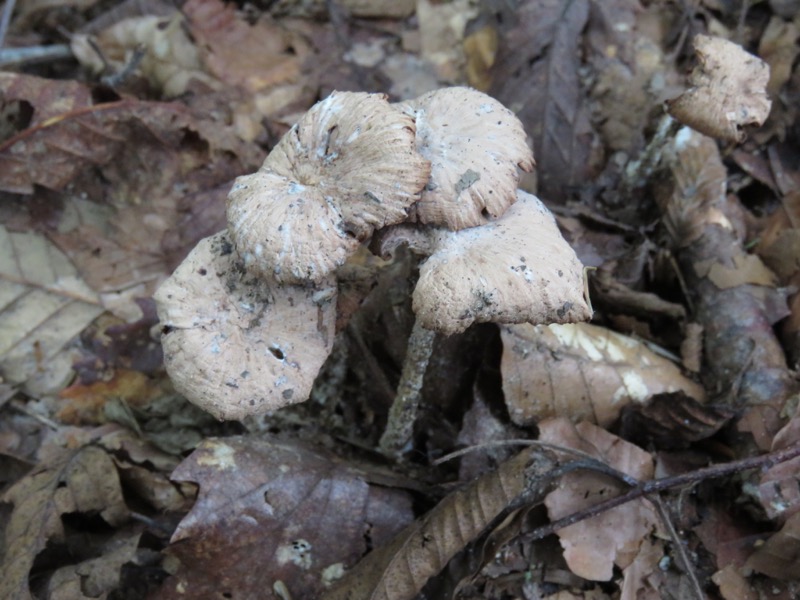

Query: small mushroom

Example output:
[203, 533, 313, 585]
[228, 91, 430, 285]
[154, 231, 336, 420]
[412, 190, 592, 336]
[401, 87, 535, 230]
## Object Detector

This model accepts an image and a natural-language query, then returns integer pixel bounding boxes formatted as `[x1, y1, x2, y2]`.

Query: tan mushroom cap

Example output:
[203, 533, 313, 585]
[154, 231, 336, 420]
[412, 191, 591, 335]
[227, 171, 359, 284]
[402, 87, 535, 230]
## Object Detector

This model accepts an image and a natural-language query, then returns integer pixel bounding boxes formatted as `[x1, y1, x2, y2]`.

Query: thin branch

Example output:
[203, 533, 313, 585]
[521, 442, 800, 543]
[0, 0, 17, 49]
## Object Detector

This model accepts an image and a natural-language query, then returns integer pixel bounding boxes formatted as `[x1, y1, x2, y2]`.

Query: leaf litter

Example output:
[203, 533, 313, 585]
[3, 1, 800, 599]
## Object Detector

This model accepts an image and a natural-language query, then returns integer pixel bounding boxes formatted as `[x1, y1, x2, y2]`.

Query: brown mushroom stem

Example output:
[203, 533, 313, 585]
[378, 319, 437, 457]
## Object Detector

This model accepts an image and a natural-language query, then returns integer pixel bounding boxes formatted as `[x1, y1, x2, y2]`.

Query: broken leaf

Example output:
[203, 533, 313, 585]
[540, 419, 660, 582]
[0, 445, 129, 600]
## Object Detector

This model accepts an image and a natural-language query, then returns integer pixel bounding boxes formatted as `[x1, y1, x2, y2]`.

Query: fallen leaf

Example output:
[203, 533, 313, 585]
[0, 224, 104, 395]
[667, 35, 772, 143]
[500, 322, 705, 428]
[490, 0, 598, 202]
[153, 437, 414, 600]
[71, 13, 217, 97]
[323, 447, 560, 600]
[539, 419, 660, 582]
[745, 511, 800, 580]
[0, 445, 129, 600]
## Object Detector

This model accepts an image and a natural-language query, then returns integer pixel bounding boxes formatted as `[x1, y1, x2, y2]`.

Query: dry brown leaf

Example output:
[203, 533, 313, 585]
[322, 448, 560, 600]
[758, 16, 800, 97]
[71, 13, 217, 97]
[539, 419, 660, 582]
[745, 511, 800, 580]
[618, 392, 734, 450]
[667, 35, 772, 143]
[0, 225, 104, 395]
[500, 322, 705, 428]
[417, 0, 478, 82]
[490, 0, 598, 202]
[153, 437, 414, 600]
[0, 445, 129, 600]
[712, 564, 758, 600]
[184, 0, 308, 93]
[44, 532, 141, 600]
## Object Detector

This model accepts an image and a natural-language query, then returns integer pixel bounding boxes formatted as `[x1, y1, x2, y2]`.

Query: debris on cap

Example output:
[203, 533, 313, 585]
[227, 171, 359, 284]
[412, 190, 591, 335]
[401, 87, 535, 230]
[154, 231, 336, 420]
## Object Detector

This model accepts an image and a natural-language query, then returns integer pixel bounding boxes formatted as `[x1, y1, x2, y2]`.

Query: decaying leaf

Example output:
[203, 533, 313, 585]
[322, 448, 560, 600]
[71, 12, 217, 97]
[618, 392, 735, 450]
[0, 225, 104, 395]
[0, 445, 129, 600]
[745, 511, 800, 580]
[539, 419, 661, 583]
[500, 322, 705, 428]
[490, 0, 597, 202]
[667, 35, 772, 143]
[153, 437, 414, 599]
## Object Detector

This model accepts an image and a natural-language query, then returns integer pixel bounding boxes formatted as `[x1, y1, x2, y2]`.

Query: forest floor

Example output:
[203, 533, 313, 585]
[1, 1, 800, 599]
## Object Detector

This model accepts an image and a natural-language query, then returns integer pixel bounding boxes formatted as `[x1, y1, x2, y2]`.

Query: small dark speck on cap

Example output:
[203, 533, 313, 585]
[282, 389, 294, 400]
[557, 302, 573, 319]
[557, 269, 563, 277]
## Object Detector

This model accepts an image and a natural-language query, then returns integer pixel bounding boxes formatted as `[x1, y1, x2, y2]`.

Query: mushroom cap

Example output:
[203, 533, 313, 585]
[412, 191, 591, 335]
[227, 91, 430, 285]
[154, 231, 336, 420]
[227, 171, 359, 284]
[402, 87, 535, 230]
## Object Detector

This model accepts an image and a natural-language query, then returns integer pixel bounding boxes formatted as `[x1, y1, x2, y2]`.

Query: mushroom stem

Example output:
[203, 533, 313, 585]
[379, 318, 437, 457]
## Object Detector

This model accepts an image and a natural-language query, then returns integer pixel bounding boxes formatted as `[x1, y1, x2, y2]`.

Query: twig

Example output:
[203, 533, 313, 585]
[650, 495, 705, 600]
[0, 44, 73, 67]
[0, 0, 16, 49]
[521, 442, 800, 543]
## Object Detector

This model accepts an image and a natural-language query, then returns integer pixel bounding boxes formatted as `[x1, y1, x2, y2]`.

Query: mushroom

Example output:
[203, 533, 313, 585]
[412, 190, 591, 335]
[377, 191, 591, 454]
[154, 231, 336, 420]
[227, 91, 430, 285]
[401, 87, 535, 230]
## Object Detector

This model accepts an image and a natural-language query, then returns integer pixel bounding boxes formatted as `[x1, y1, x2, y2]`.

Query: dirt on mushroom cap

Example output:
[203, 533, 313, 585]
[227, 91, 429, 285]
[153, 231, 336, 420]
[412, 191, 591, 335]
[227, 171, 359, 285]
[402, 87, 535, 231]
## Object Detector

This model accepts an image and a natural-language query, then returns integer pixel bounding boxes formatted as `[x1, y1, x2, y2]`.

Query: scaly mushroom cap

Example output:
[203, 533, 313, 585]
[412, 191, 591, 335]
[228, 91, 430, 284]
[227, 171, 359, 283]
[154, 231, 336, 420]
[402, 87, 535, 230]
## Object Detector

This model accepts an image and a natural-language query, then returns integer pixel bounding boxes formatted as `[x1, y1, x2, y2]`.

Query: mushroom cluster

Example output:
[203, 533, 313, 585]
[155, 87, 592, 422]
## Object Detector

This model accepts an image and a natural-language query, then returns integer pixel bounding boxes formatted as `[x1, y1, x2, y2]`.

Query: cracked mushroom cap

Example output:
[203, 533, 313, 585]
[154, 231, 336, 420]
[228, 91, 430, 285]
[412, 191, 591, 336]
[402, 87, 535, 230]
